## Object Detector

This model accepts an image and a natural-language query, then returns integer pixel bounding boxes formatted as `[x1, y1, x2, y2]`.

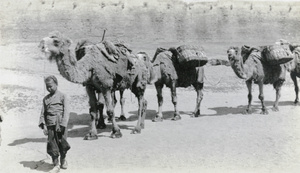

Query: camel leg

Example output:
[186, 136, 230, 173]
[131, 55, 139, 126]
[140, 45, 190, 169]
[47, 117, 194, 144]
[170, 81, 181, 121]
[258, 81, 268, 115]
[107, 91, 118, 123]
[118, 89, 127, 121]
[112, 90, 117, 108]
[153, 83, 164, 122]
[191, 83, 204, 118]
[103, 90, 122, 138]
[291, 72, 299, 104]
[140, 99, 147, 129]
[244, 80, 253, 114]
[273, 80, 284, 111]
[106, 91, 117, 123]
[84, 85, 98, 140]
[132, 95, 147, 134]
[96, 92, 106, 129]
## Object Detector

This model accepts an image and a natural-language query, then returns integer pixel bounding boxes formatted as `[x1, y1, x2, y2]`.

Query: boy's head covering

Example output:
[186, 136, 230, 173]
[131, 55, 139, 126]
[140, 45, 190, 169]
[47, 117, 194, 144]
[45, 75, 58, 85]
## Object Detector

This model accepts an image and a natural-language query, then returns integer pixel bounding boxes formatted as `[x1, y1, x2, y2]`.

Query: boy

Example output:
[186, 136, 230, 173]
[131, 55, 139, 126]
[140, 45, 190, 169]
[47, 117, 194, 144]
[39, 75, 70, 171]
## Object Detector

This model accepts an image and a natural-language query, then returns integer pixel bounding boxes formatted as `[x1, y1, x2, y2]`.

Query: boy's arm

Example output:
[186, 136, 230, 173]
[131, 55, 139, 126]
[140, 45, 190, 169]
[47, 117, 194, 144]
[60, 94, 70, 127]
[39, 100, 46, 129]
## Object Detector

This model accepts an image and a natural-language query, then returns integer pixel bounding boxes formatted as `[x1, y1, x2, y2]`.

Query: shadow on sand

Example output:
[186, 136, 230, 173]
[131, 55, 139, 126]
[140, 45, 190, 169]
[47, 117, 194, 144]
[125, 100, 298, 120]
[20, 160, 53, 172]
[9, 112, 136, 145]
[8, 138, 47, 146]
[67, 112, 135, 138]
[206, 100, 297, 116]
[255, 100, 296, 107]
[207, 105, 253, 116]
[126, 109, 180, 121]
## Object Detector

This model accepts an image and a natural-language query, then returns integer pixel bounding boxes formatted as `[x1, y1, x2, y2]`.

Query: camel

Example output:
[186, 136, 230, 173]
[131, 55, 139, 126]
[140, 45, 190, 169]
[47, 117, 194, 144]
[75, 39, 128, 129]
[273, 40, 300, 104]
[283, 45, 300, 104]
[39, 31, 153, 139]
[136, 48, 206, 121]
[290, 48, 300, 104]
[227, 46, 288, 114]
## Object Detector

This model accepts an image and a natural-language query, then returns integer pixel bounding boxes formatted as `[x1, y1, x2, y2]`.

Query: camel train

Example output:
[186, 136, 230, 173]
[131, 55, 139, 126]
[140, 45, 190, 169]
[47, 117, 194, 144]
[39, 31, 300, 140]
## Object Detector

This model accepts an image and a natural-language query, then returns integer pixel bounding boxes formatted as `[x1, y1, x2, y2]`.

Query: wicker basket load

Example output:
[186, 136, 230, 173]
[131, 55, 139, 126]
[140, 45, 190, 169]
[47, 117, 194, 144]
[260, 44, 294, 65]
[176, 45, 208, 69]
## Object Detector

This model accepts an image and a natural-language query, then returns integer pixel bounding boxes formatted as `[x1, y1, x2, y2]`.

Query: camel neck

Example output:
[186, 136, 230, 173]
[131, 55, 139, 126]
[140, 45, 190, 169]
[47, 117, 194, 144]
[55, 49, 91, 84]
[231, 56, 247, 79]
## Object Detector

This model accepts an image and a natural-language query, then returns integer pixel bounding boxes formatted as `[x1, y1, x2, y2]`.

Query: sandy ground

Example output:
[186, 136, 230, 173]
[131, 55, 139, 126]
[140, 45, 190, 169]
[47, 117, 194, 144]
[0, 43, 300, 173]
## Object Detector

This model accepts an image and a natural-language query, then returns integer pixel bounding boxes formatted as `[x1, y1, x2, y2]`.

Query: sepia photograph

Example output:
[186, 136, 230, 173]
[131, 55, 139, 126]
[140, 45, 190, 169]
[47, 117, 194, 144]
[0, 0, 299, 172]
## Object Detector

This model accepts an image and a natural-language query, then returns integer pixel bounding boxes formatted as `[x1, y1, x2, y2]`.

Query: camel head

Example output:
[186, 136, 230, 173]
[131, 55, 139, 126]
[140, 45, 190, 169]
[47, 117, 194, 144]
[227, 46, 241, 63]
[227, 46, 248, 79]
[39, 31, 72, 62]
[136, 52, 157, 84]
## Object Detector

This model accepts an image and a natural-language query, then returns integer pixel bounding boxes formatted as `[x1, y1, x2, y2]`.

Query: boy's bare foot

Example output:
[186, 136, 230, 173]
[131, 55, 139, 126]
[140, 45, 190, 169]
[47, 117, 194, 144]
[60, 159, 68, 169]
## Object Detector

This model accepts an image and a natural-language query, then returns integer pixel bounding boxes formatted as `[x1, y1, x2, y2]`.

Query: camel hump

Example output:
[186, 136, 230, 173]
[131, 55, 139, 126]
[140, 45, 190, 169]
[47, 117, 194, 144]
[152, 47, 168, 62]
[241, 45, 261, 62]
[75, 39, 95, 61]
[152, 47, 174, 65]
[289, 43, 300, 52]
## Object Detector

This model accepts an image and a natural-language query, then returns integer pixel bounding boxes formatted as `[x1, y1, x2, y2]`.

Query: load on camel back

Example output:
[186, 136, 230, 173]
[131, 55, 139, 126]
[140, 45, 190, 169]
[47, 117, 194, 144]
[170, 45, 208, 69]
[76, 39, 136, 69]
[76, 38, 154, 87]
[241, 44, 294, 66]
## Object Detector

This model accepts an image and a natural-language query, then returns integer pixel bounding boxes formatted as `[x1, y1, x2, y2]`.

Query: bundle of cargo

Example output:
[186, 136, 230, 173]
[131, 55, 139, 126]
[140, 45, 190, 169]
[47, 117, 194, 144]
[260, 44, 294, 66]
[173, 45, 208, 69]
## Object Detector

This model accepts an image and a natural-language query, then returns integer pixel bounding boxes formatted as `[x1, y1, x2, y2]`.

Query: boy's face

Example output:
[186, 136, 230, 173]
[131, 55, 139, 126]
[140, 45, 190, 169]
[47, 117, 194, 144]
[45, 80, 57, 94]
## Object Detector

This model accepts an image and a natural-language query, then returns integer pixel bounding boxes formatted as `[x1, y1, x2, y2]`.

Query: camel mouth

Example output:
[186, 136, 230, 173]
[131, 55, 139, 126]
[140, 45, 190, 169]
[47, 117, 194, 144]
[227, 54, 234, 60]
[39, 39, 52, 54]
[39, 39, 57, 62]
[227, 49, 237, 61]
[38, 40, 46, 52]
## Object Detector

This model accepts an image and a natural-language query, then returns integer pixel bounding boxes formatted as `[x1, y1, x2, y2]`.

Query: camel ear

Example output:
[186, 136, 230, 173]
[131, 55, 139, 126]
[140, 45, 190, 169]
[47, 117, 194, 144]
[233, 47, 239, 54]
[58, 38, 72, 54]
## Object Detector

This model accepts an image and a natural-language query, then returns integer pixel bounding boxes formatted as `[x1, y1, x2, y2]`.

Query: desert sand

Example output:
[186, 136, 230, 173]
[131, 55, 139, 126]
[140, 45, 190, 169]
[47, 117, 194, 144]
[1, 0, 300, 172]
